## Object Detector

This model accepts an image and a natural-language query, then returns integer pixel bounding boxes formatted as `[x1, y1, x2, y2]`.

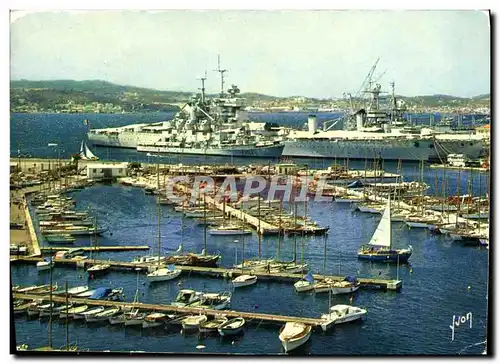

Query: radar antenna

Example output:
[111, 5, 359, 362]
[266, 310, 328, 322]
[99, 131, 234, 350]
[214, 54, 228, 97]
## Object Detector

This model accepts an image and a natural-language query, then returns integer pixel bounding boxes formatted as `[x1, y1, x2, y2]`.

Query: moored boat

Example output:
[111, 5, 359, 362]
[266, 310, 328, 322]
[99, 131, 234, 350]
[142, 313, 169, 328]
[87, 264, 111, 276]
[44, 234, 76, 244]
[170, 289, 203, 307]
[209, 225, 252, 236]
[181, 314, 208, 331]
[86, 307, 121, 323]
[232, 274, 257, 288]
[294, 273, 316, 293]
[320, 304, 367, 332]
[279, 322, 312, 352]
[218, 317, 245, 337]
[124, 309, 147, 326]
[199, 316, 228, 334]
[357, 198, 413, 263]
[59, 305, 88, 319]
[73, 306, 105, 320]
[147, 265, 182, 282]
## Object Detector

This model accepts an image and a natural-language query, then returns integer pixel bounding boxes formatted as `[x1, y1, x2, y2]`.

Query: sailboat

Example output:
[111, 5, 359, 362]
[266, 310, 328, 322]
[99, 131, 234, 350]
[166, 193, 221, 267]
[79, 140, 99, 161]
[147, 163, 181, 283]
[232, 233, 257, 288]
[87, 215, 110, 276]
[357, 197, 413, 263]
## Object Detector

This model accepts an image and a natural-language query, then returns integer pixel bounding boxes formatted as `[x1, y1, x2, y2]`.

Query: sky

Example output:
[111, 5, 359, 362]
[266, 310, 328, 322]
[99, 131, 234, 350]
[10, 10, 491, 98]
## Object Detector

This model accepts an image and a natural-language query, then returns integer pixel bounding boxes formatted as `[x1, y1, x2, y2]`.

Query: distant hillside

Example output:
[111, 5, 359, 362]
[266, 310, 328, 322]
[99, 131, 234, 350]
[399, 94, 490, 108]
[10, 79, 490, 114]
[10, 79, 186, 113]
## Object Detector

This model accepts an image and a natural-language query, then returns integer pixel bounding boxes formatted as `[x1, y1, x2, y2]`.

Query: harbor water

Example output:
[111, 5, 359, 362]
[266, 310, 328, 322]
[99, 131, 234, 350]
[11, 113, 489, 354]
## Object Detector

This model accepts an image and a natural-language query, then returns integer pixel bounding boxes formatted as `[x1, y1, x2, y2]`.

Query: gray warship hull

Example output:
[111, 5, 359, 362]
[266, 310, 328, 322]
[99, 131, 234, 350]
[283, 138, 484, 162]
[137, 144, 284, 158]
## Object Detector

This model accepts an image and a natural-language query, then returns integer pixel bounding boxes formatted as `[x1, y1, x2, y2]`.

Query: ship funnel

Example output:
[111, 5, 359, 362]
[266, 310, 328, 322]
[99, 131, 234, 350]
[308, 115, 317, 134]
[355, 109, 366, 130]
[383, 123, 391, 133]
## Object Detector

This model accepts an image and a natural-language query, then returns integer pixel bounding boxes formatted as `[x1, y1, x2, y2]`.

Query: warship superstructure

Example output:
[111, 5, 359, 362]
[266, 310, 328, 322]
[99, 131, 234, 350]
[88, 57, 283, 158]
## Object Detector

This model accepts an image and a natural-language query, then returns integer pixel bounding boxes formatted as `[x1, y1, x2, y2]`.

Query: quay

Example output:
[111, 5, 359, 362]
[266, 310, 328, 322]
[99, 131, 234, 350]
[174, 183, 281, 235]
[40, 246, 151, 253]
[10, 257, 402, 291]
[13, 292, 322, 327]
[429, 164, 489, 173]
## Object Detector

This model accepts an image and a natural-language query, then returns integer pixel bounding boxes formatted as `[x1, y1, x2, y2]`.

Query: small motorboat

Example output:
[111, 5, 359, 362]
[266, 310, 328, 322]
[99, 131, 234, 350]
[320, 304, 367, 332]
[40, 303, 73, 318]
[87, 264, 111, 276]
[208, 225, 253, 236]
[86, 307, 121, 323]
[218, 317, 245, 337]
[53, 285, 89, 296]
[232, 274, 257, 288]
[59, 305, 88, 319]
[279, 322, 312, 352]
[166, 314, 191, 328]
[124, 309, 147, 326]
[315, 277, 360, 295]
[199, 316, 228, 334]
[14, 301, 37, 315]
[89, 287, 123, 301]
[171, 289, 203, 307]
[131, 256, 164, 264]
[188, 292, 232, 310]
[142, 313, 169, 328]
[147, 265, 182, 283]
[36, 259, 55, 272]
[73, 306, 105, 320]
[44, 234, 76, 244]
[26, 301, 47, 318]
[294, 273, 316, 293]
[181, 314, 208, 331]
[75, 289, 95, 298]
[109, 313, 126, 325]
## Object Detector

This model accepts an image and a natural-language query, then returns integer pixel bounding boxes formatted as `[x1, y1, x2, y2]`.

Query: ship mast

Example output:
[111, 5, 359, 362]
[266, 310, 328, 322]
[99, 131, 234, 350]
[198, 71, 207, 104]
[214, 54, 228, 97]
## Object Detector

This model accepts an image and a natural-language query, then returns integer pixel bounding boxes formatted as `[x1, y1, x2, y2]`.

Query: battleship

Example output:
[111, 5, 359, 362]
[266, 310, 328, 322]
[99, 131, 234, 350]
[88, 57, 284, 158]
[88, 59, 486, 162]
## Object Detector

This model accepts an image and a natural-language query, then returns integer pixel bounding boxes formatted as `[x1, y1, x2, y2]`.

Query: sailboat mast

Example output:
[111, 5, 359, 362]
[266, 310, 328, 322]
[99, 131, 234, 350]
[65, 281, 69, 350]
[388, 193, 392, 250]
[277, 199, 282, 260]
[456, 167, 461, 228]
[48, 244, 53, 348]
[157, 163, 161, 267]
[322, 234, 327, 277]
[258, 192, 261, 259]
[203, 193, 207, 254]
[293, 202, 298, 263]
[241, 232, 245, 273]
[338, 250, 341, 276]
[478, 170, 482, 234]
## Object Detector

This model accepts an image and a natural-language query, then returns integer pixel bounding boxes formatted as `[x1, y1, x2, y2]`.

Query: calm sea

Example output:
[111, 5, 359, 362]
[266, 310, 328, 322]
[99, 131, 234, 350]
[11, 113, 489, 355]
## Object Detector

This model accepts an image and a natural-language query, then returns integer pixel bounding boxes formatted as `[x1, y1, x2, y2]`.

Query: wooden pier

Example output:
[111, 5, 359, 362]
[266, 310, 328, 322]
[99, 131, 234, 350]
[40, 246, 150, 253]
[174, 183, 280, 235]
[10, 257, 402, 291]
[13, 292, 322, 327]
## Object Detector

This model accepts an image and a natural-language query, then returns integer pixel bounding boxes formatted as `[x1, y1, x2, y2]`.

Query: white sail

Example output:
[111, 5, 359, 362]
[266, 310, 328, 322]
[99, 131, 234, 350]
[84, 142, 98, 159]
[368, 199, 391, 247]
[79, 141, 88, 160]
